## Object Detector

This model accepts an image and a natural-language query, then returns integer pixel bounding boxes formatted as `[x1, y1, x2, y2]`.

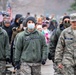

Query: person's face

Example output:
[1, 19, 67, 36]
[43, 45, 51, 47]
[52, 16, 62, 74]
[63, 18, 70, 24]
[71, 21, 76, 30]
[27, 20, 36, 30]
[16, 19, 19, 23]
[36, 25, 42, 32]
[43, 26, 47, 30]
[27, 20, 34, 24]
[63, 18, 70, 28]
[5, 23, 10, 27]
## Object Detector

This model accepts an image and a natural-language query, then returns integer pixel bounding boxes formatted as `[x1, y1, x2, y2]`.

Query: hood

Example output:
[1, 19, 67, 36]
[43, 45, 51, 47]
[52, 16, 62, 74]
[14, 14, 22, 23]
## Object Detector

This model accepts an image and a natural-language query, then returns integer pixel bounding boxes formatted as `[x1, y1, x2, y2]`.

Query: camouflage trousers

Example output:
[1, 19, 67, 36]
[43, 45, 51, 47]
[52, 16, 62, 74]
[54, 64, 76, 75]
[0, 61, 6, 75]
[15, 62, 41, 75]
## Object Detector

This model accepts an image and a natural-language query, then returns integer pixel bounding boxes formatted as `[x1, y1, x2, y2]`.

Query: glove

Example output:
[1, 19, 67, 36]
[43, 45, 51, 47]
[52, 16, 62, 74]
[48, 52, 52, 60]
[6, 58, 11, 63]
[42, 59, 46, 65]
[14, 61, 21, 70]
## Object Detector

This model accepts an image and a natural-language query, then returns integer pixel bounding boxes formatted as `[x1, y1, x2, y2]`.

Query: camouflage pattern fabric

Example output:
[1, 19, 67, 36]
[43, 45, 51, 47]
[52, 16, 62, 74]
[15, 62, 41, 75]
[55, 27, 76, 75]
[0, 61, 6, 75]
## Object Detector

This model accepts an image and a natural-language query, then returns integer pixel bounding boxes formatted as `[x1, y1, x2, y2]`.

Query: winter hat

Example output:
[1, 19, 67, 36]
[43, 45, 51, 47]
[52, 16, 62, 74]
[15, 14, 22, 19]
[70, 13, 76, 21]
[62, 16, 70, 21]
[46, 17, 50, 20]
[42, 24, 47, 28]
[14, 14, 22, 22]
[18, 17, 25, 25]
[23, 16, 36, 27]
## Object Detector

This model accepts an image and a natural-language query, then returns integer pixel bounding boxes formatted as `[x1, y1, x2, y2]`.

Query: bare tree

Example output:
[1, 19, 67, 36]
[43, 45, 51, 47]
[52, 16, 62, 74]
[1, 0, 8, 11]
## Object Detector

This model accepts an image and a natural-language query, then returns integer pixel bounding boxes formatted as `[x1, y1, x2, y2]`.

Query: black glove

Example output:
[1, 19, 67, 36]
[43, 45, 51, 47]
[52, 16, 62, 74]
[48, 52, 52, 60]
[6, 58, 11, 63]
[14, 61, 21, 70]
[42, 59, 46, 65]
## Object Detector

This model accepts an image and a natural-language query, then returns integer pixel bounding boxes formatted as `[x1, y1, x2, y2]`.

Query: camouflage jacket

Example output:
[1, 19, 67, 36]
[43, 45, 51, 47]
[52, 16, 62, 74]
[55, 26, 76, 66]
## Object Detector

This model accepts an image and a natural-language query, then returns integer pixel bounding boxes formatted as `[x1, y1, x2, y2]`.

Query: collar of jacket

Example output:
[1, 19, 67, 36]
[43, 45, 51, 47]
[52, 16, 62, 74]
[66, 26, 74, 35]
[24, 28, 38, 35]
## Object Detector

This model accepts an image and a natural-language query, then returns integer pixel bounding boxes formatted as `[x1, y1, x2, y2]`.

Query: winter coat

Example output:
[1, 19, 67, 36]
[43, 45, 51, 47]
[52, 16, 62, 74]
[0, 27, 10, 60]
[2, 25, 13, 43]
[49, 24, 65, 62]
[55, 26, 76, 66]
[14, 29, 48, 63]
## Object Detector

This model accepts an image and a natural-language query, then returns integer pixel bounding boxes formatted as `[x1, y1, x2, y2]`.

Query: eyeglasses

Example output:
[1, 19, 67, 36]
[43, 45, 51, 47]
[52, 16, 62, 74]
[64, 20, 70, 23]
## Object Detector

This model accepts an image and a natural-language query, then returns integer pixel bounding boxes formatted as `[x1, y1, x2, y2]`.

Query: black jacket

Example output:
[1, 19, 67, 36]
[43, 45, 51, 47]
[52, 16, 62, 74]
[49, 24, 65, 62]
[3, 25, 13, 43]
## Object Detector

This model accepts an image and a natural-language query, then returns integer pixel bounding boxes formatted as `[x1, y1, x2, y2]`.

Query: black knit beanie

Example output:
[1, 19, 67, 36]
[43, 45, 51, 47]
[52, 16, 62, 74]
[62, 16, 70, 21]
[23, 16, 36, 27]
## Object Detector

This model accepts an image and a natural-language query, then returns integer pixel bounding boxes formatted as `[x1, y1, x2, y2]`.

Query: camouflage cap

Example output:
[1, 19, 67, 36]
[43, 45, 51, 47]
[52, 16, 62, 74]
[70, 13, 76, 21]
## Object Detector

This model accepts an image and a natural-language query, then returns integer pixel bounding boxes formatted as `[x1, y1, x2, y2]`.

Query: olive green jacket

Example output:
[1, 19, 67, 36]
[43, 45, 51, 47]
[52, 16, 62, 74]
[0, 27, 10, 60]
[14, 29, 48, 63]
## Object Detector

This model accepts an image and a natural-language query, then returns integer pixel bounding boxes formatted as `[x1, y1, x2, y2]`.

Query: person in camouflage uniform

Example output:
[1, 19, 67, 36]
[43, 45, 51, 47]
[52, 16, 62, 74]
[54, 13, 76, 75]
[0, 27, 10, 75]
[14, 16, 48, 75]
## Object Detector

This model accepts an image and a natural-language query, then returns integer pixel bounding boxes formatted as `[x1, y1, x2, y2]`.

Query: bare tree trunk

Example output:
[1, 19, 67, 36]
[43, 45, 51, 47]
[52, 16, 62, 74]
[1, 0, 8, 11]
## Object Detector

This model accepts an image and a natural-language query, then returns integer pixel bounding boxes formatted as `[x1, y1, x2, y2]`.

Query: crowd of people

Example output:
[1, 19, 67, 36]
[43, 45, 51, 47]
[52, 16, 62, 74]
[0, 11, 76, 75]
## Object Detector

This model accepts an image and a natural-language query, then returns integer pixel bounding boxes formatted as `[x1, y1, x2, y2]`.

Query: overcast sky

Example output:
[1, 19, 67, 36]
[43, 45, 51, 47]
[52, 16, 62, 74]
[0, 0, 75, 17]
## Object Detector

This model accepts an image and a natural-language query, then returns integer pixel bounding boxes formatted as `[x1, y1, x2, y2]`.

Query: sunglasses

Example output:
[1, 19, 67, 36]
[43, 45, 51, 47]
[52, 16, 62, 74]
[64, 20, 70, 23]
